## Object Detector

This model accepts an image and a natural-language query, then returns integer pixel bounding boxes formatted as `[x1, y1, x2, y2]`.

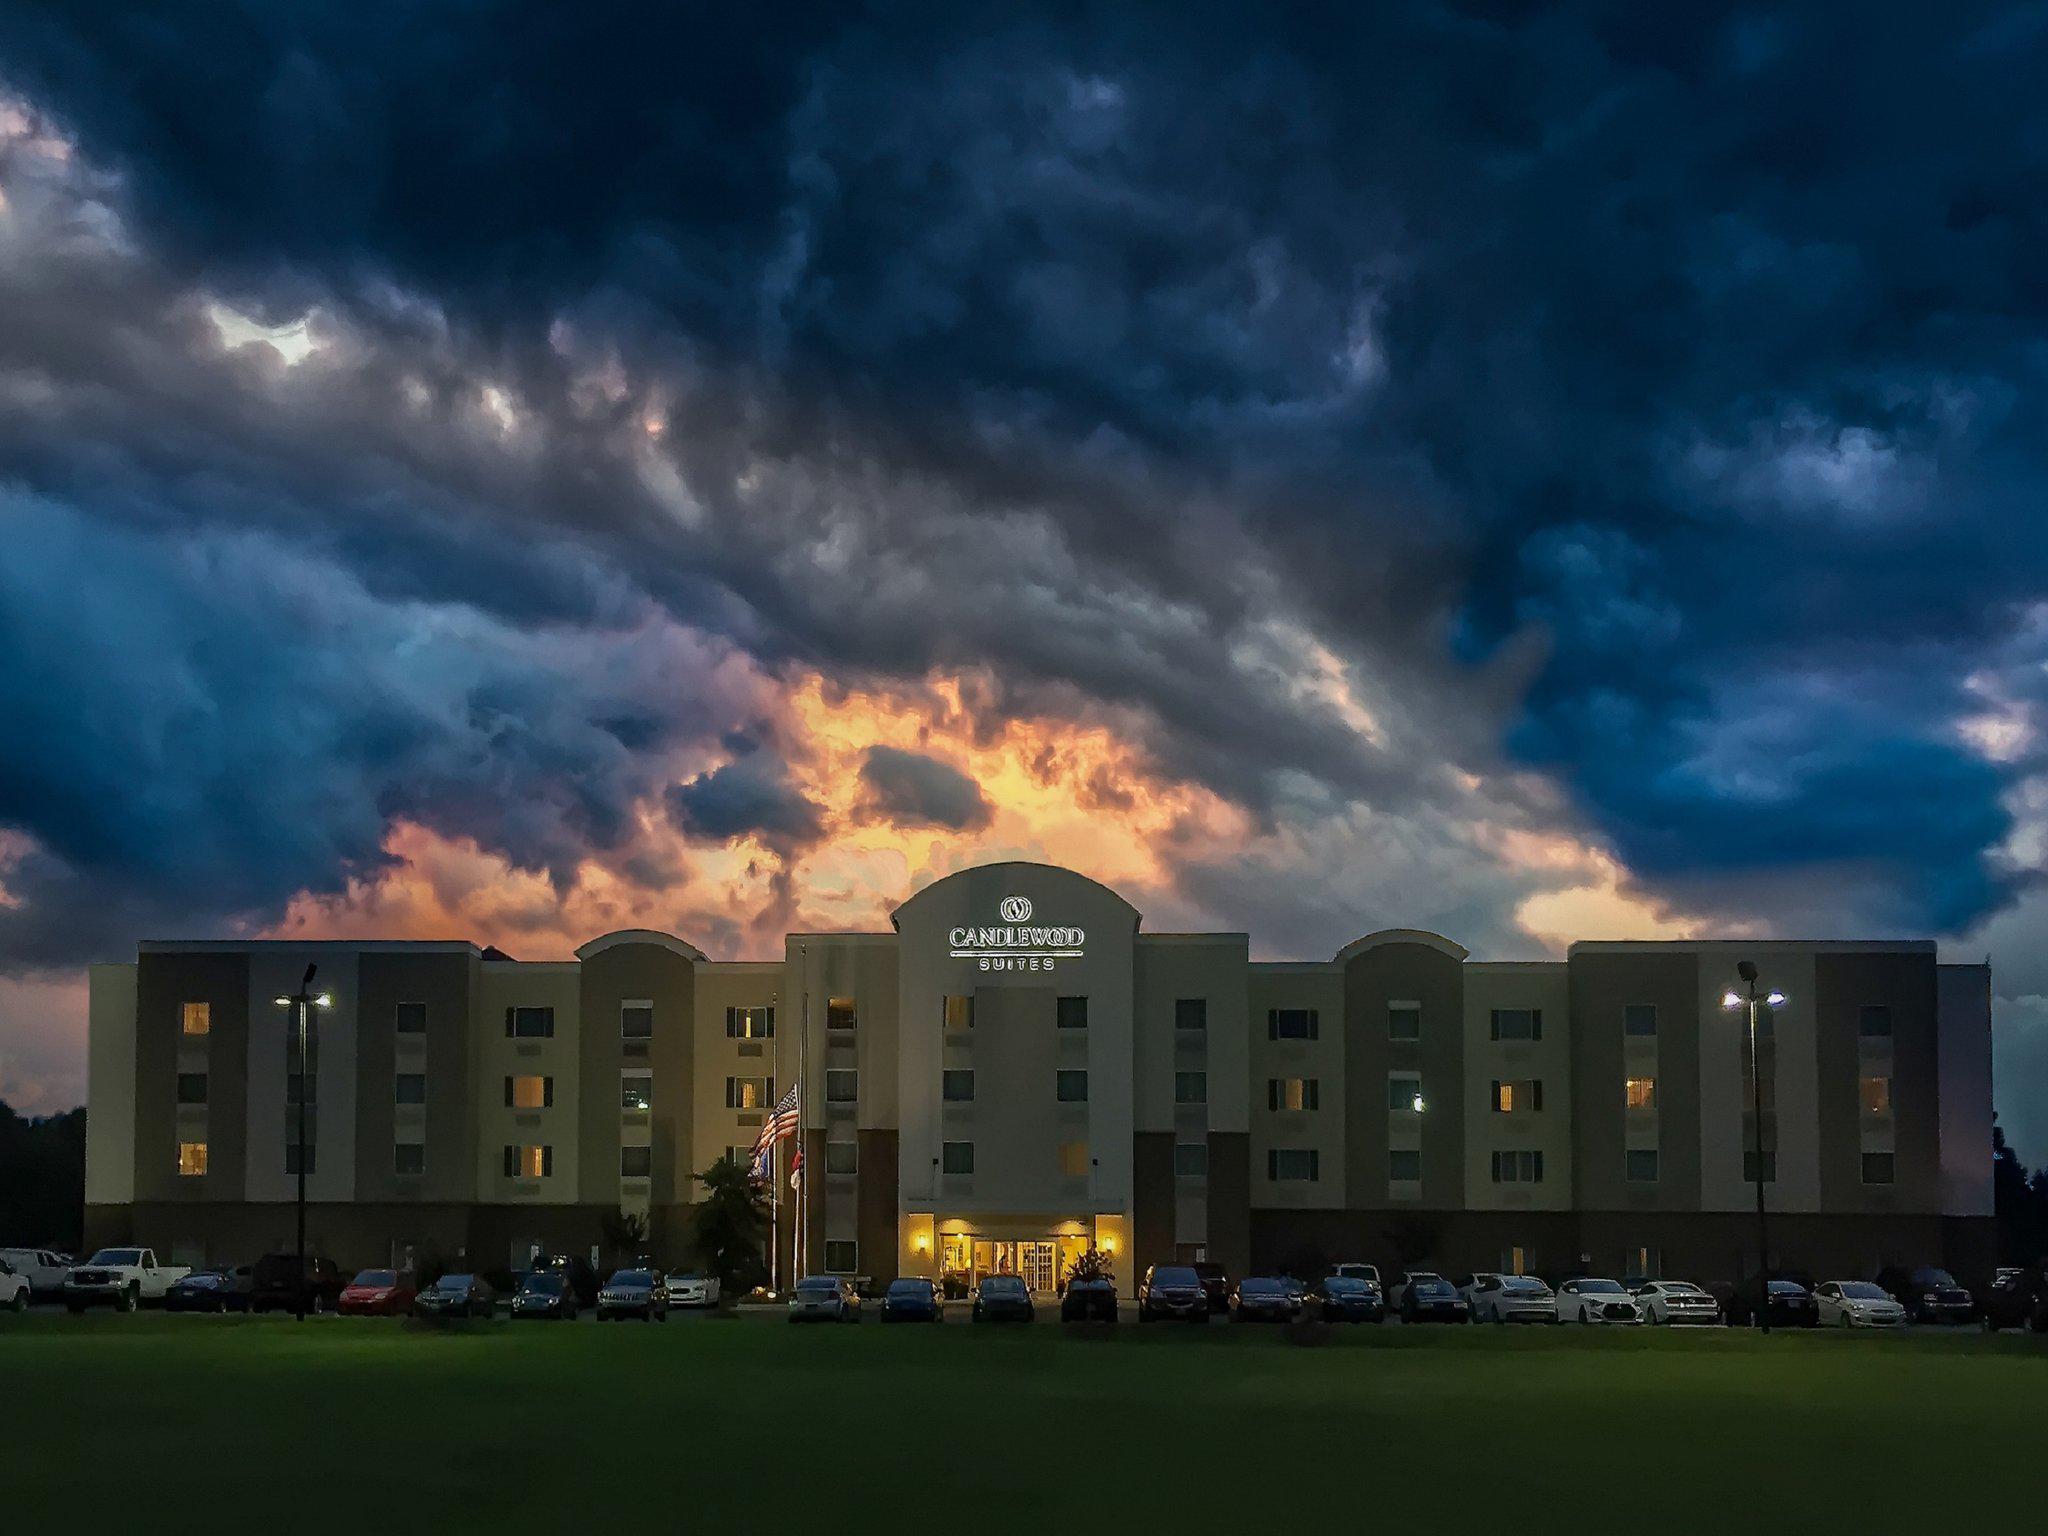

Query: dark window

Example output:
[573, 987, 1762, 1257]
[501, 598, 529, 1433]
[1859, 1006, 1893, 1039]
[1056, 996, 1089, 1030]
[1490, 1009, 1542, 1042]
[620, 1073, 652, 1111]
[1267, 1148, 1320, 1181]
[1625, 1149, 1659, 1183]
[826, 1141, 857, 1175]
[825, 1069, 858, 1103]
[285, 1144, 316, 1177]
[175, 1072, 208, 1106]
[394, 1073, 427, 1105]
[620, 1005, 654, 1041]
[1861, 1151, 1896, 1185]
[1173, 1142, 1209, 1177]
[726, 1006, 775, 1039]
[286, 1072, 316, 1105]
[942, 1069, 975, 1102]
[1387, 1005, 1421, 1041]
[1388, 1075, 1423, 1112]
[942, 1141, 974, 1175]
[1174, 1071, 1207, 1105]
[824, 1240, 858, 1273]
[827, 997, 857, 1032]
[620, 1145, 652, 1178]
[1267, 1008, 1319, 1040]
[1743, 1150, 1778, 1183]
[394, 1143, 424, 1177]
[1055, 1070, 1089, 1103]
[1175, 998, 1207, 1031]
[1387, 1149, 1421, 1182]
[394, 1001, 428, 1034]
[507, 1006, 554, 1039]
[1623, 1004, 1658, 1037]
[1490, 1150, 1545, 1183]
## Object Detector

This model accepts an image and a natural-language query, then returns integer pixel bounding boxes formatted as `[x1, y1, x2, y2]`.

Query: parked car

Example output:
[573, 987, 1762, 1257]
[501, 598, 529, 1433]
[1874, 1265, 1977, 1325]
[1469, 1274, 1558, 1323]
[1330, 1262, 1381, 1288]
[1979, 1266, 2048, 1332]
[414, 1273, 493, 1319]
[788, 1274, 860, 1323]
[1556, 1277, 1641, 1323]
[1396, 1272, 1471, 1323]
[1231, 1276, 1300, 1322]
[1192, 1261, 1230, 1315]
[1315, 1275, 1383, 1323]
[972, 1274, 1035, 1323]
[665, 1273, 721, 1309]
[1723, 1276, 1820, 1328]
[881, 1276, 944, 1323]
[250, 1252, 346, 1314]
[1059, 1276, 1118, 1323]
[528, 1253, 600, 1308]
[511, 1270, 578, 1321]
[65, 1248, 190, 1311]
[338, 1268, 416, 1316]
[597, 1268, 669, 1322]
[1138, 1264, 1209, 1322]
[0, 1257, 30, 1313]
[0, 1248, 74, 1298]
[1815, 1280, 1906, 1328]
[1634, 1280, 1719, 1325]
[165, 1266, 254, 1313]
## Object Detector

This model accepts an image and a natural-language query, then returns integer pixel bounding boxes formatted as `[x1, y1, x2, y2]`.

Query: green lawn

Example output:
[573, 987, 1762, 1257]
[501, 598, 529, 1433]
[3, 1312, 2040, 1527]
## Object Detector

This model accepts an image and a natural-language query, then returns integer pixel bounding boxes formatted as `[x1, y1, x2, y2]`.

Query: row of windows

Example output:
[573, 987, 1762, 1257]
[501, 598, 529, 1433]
[932, 1141, 1093, 1177]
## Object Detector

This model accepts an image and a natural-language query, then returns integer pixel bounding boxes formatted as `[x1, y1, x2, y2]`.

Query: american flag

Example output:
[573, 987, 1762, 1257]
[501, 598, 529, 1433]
[748, 1083, 800, 1182]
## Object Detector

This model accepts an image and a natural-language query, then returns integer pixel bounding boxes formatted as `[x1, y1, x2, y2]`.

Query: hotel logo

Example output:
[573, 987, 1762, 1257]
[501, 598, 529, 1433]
[999, 895, 1033, 922]
[949, 896, 1084, 972]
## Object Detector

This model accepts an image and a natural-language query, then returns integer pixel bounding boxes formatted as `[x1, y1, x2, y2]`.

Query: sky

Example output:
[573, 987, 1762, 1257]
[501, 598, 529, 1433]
[0, 4, 2045, 1161]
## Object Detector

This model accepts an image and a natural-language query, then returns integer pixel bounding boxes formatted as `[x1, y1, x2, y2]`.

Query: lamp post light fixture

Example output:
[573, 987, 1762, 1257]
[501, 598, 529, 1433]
[273, 964, 333, 1322]
[1722, 961, 1786, 1333]
[1411, 1092, 1428, 1114]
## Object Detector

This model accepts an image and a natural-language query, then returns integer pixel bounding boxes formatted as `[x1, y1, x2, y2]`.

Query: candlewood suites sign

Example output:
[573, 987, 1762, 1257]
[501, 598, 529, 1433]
[948, 895, 1085, 971]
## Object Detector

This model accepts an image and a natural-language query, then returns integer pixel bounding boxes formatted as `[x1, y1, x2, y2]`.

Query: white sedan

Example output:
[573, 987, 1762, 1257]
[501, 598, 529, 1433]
[1815, 1280, 1907, 1328]
[665, 1273, 721, 1308]
[1557, 1277, 1642, 1323]
[0, 1257, 30, 1313]
[1634, 1280, 1720, 1325]
[1466, 1273, 1558, 1323]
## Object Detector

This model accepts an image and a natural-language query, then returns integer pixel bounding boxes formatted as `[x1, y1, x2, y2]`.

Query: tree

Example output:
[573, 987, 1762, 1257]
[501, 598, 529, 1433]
[689, 1154, 770, 1296]
[601, 1207, 650, 1266]
[0, 1102, 85, 1250]
[1992, 1118, 2044, 1266]
[1063, 1245, 1114, 1287]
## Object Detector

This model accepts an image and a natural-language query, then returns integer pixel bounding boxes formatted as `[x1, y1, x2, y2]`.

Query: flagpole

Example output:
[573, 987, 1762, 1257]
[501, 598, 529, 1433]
[798, 944, 809, 1282]
[769, 985, 781, 1297]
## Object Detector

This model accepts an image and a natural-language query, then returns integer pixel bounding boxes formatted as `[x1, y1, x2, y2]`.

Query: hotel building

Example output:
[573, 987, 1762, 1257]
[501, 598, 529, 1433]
[83, 861, 1996, 1292]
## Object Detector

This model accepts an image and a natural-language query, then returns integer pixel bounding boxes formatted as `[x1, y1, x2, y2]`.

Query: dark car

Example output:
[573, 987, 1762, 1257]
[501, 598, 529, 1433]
[1397, 1271, 1470, 1323]
[1979, 1266, 2048, 1332]
[1138, 1264, 1209, 1323]
[414, 1273, 493, 1319]
[598, 1268, 669, 1322]
[1724, 1276, 1820, 1328]
[1232, 1276, 1300, 1322]
[512, 1270, 579, 1321]
[971, 1274, 1034, 1323]
[165, 1266, 254, 1313]
[1060, 1276, 1118, 1323]
[881, 1277, 943, 1323]
[1316, 1274, 1384, 1323]
[250, 1252, 346, 1314]
[338, 1268, 416, 1316]
[528, 1252, 600, 1308]
[1191, 1261, 1230, 1315]
[1875, 1265, 1977, 1325]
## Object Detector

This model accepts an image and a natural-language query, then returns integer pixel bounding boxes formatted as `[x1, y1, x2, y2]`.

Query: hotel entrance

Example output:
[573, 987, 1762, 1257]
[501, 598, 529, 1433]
[938, 1228, 1093, 1297]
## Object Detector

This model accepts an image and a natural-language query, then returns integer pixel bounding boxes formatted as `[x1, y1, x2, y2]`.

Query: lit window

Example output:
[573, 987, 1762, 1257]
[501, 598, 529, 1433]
[1058, 1141, 1089, 1177]
[1268, 1077, 1319, 1112]
[1174, 1071, 1207, 1105]
[1859, 1005, 1893, 1039]
[1268, 1009, 1318, 1040]
[826, 1140, 858, 1175]
[1175, 998, 1207, 1030]
[1056, 996, 1088, 1029]
[505, 1075, 551, 1110]
[1491, 1079, 1541, 1113]
[394, 1142, 424, 1176]
[507, 1007, 554, 1039]
[1388, 1149, 1421, 1182]
[942, 1069, 974, 1101]
[726, 1076, 771, 1110]
[1268, 1148, 1319, 1181]
[1055, 1069, 1089, 1103]
[1861, 1151, 1895, 1184]
[620, 1072, 652, 1112]
[1174, 1142, 1208, 1177]
[1490, 1009, 1542, 1042]
[177, 1142, 208, 1177]
[943, 995, 974, 1030]
[1387, 1005, 1421, 1041]
[1625, 1149, 1659, 1183]
[825, 1069, 858, 1103]
[1860, 1076, 1892, 1115]
[827, 996, 857, 1032]
[726, 1006, 775, 1039]
[394, 1001, 427, 1034]
[1623, 1004, 1657, 1037]
[823, 1240, 857, 1273]
[1388, 1074, 1422, 1112]
[503, 1144, 552, 1179]
[176, 1072, 208, 1106]
[181, 1002, 210, 1037]
[1625, 1077, 1656, 1110]
[942, 1141, 974, 1175]
[1503, 1245, 1533, 1276]
[620, 1004, 654, 1041]
[620, 1145, 652, 1179]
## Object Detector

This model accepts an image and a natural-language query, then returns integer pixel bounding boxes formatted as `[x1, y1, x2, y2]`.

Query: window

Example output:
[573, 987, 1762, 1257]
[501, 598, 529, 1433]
[287, 1071, 316, 1105]
[940, 1069, 975, 1103]
[1056, 995, 1089, 1030]
[943, 995, 975, 1030]
[1742, 1068, 1777, 1112]
[1624, 1149, 1659, 1183]
[827, 996, 857, 1032]
[1388, 1074, 1423, 1112]
[727, 1006, 775, 1039]
[942, 1141, 974, 1175]
[1623, 1004, 1658, 1037]
[1860, 1075, 1892, 1115]
[181, 1001, 211, 1036]
[1058, 1141, 1089, 1177]
[725, 1077, 772, 1110]
[1174, 1141, 1209, 1177]
[620, 1145, 652, 1179]
[395, 1073, 427, 1106]
[1490, 1150, 1545, 1183]
[1055, 1070, 1089, 1103]
[394, 1001, 427, 1034]
[620, 1004, 654, 1042]
[175, 1072, 208, 1106]
[825, 1069, 858, 1103]
[1387, 1004, 1421, 1041]
[1861, 1151, 1896, 1185]
[502, 1144, 552, 1179]
[620, 1072, 653, 1112]
[394, 1142, 425, 1177]
[1174, 1071, 1208, 1105]
[1503, 1245, 1533, 1276]
[1388, 1149, 1422, 1182]
[507, 1006, 554, 1039]
[826, 1140, 858, 1175]
[177, 1142, 208, 1177]
[1268, 1008, 1319, 1040]
[823, 1240, 857, 1273]
[1625, 1077, 1656, 1110]
[1743, 1150, 1778, 1183]
[504, 1075, 552, 1110]
[1491, 1079, 1543, 1113]
[286, 1144, 317, 1177]
[1175, 998, 1207, 1031]
[1268, 1077, 1320, 1112]
[1268, 1148, 1320, 1181]
[1859, 1005, 1893, 1039]
[1490, 1008, 1542, 1042]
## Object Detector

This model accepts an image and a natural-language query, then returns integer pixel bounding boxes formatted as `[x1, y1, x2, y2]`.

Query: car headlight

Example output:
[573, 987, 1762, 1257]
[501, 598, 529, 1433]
[1922, 1293, 1940, 1303]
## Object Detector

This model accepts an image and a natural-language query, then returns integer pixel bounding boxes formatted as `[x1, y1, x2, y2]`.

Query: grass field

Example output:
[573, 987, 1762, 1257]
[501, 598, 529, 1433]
[3, 1311, 2040, 1528]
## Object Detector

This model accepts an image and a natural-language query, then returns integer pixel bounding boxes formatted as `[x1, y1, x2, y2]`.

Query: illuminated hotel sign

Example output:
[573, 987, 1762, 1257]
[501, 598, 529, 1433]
[949, 896, 1086, 972]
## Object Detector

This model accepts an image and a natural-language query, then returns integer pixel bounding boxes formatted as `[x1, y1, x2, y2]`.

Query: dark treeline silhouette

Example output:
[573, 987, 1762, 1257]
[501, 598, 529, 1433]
[0, 1101, 85, 1251]
[1994, 1119, 2048, 1266]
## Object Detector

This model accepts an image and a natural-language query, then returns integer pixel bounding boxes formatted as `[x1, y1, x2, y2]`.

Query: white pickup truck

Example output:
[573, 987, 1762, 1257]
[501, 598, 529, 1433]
[64, 1248, 190, 1312]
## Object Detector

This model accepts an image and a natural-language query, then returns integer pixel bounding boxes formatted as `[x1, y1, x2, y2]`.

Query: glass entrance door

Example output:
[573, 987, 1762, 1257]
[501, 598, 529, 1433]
[967, 1239, 1059, 1294]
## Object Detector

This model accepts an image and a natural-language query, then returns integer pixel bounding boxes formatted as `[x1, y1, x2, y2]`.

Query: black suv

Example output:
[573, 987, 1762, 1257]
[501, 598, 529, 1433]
[1191, 1262, 1230, 1315]
[1138, 1264, 1209, 1322]
[250, 1252, 346, 1313]
[1980, 1266, 2048, 1332]
[1875, 1265, 1977, 1324]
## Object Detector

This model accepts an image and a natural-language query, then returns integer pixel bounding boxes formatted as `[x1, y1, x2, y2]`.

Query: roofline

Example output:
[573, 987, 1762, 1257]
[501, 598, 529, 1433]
[573, 930, 709, 963]
[889, 861, 1142, 931]
[1332, 929, 1470, 965]
[139, 939, 482, 955]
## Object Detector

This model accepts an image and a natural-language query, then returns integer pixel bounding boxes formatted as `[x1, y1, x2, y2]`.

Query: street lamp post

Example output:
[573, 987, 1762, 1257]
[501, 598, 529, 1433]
[274, 965, 333, 1322]
[1723, 961, 1786, 1334]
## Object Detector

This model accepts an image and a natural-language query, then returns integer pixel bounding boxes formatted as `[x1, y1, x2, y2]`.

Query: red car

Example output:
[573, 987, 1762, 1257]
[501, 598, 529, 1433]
[338, 1268, 417, 1316]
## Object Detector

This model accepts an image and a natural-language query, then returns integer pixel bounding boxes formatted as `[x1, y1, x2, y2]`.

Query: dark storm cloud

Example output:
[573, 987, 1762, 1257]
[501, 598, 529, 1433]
[667, 756, 824, 850]
[855, 747, 993, 833]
